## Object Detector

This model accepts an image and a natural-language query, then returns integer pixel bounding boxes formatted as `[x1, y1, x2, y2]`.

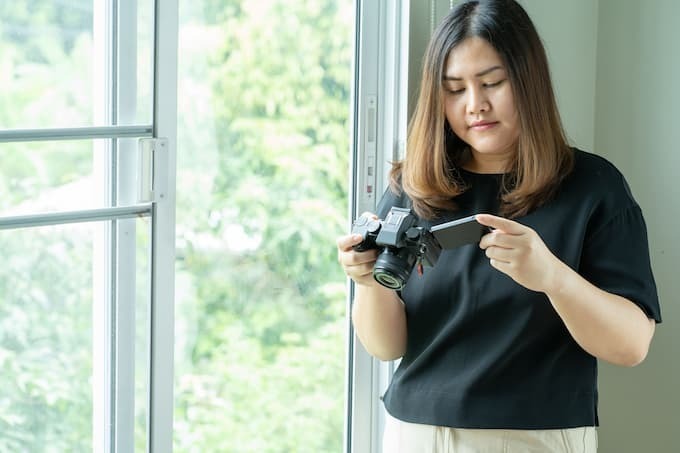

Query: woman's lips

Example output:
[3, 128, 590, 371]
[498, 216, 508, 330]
[469, 121, 498, 131]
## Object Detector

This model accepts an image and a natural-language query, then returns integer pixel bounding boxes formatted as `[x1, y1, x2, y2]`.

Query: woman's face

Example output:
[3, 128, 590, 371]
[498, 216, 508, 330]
[442, 37, 520, 172]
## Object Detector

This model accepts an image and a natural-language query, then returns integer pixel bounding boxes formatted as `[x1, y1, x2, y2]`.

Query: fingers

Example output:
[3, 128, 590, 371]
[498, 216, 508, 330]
[339, 248, 378, 266]
[487, 257, 512, 276]
[337, 212, 381, 285]
[336, 233, 365, 252]
[338, 211, 379, 251]
[345, 261, 377, 280]
[475, 213, 526, 235]
[476, 220, 558, 293]
[338, 245, 379, 285]
[479, 228, 522, 250]
[483, 244, 515, 264]
[336, 231, 378, 277]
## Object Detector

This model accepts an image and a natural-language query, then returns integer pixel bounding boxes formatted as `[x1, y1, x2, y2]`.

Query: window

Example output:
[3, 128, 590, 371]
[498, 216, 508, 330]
[347, 1, 410, 451]
[0, 1, 176, 451]
[173, 0, 353, 451]
[1, 0, 408, 451]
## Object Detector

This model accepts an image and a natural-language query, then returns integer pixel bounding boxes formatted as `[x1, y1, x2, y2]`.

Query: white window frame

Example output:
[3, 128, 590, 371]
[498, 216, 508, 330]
[0, 0, 178, 451]
[347, 1, 409, 452]
[148, 0, 178, 451]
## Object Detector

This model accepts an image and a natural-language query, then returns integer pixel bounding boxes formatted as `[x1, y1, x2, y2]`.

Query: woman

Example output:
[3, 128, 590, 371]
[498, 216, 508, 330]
[336, 0, 662, 451]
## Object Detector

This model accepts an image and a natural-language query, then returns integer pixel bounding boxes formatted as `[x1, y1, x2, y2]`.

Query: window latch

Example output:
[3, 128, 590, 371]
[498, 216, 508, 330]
[137, 137, 168, 203]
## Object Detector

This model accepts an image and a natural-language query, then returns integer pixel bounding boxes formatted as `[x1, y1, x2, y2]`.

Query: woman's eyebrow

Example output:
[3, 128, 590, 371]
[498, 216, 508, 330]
[443, 65, 503, 81]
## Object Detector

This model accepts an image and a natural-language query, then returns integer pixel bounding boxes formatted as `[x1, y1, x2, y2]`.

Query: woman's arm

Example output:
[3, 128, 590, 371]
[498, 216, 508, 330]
[477, 213, 656, 367]
[337, 232, 407, 361]
[542, 258, 655, 366]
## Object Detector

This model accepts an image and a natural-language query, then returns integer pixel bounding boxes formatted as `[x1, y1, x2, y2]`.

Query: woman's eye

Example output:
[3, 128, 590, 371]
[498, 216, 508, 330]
[447, 87, 465, 95]
[483, 80, 505, 88]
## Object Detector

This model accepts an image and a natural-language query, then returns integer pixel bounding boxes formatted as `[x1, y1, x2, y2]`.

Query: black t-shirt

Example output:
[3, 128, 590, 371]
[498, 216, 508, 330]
[378, 149, 661, 429]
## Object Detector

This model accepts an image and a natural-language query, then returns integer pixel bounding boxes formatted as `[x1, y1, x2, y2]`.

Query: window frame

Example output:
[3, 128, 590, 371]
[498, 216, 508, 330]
[0, 0, 178, 451]
[346, 1, 409, 452]
[147, 0, 178, 451]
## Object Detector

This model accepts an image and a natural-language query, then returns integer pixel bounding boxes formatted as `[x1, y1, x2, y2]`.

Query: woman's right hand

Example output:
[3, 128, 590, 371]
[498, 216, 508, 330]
[337, 213, 380, 287]
[338, 214, 408, 361]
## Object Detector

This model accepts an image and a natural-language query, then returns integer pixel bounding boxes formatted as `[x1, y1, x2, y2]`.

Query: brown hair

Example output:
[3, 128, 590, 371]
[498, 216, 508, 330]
[392, 0, 573, 219]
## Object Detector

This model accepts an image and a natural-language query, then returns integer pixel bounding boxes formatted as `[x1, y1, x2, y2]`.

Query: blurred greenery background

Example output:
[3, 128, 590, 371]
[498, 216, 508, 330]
[0, 0, 352, 451]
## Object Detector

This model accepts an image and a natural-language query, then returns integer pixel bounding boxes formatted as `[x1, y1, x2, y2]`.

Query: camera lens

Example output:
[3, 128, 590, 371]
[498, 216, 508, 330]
[373, 248, 416, 290]
[374, 270, 406, 290]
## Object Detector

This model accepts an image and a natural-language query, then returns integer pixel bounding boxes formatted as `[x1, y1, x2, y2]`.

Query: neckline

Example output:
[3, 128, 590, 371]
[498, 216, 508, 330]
[457, 166, 508, 178]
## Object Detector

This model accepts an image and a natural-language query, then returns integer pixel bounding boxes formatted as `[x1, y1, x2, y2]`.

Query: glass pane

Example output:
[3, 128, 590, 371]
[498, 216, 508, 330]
[0, 139, 147, 216]
[137, 0, 155, 124]
[0, 1, 153, 128]
[0, 140, 99, 215]
[0, 218, 150, 451]
[174, 1, 353, 451]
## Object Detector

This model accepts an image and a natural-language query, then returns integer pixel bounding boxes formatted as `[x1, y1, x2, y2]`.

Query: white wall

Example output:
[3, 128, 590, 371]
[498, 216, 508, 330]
[519, 0, 599, 151]
[595, 1, 680, 452]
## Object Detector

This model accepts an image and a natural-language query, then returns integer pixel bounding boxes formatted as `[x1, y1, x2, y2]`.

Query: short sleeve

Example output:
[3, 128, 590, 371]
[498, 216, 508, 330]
[375, 185, 410, 219]
[580, 205, 662, 322]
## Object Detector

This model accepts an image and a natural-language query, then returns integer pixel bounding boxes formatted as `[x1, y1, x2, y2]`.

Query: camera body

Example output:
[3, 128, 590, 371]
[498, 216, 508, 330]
[351, 207, 441, 290]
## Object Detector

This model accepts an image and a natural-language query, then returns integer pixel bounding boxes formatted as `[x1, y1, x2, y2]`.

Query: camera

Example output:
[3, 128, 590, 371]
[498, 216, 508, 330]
[351, 207, 441, 290]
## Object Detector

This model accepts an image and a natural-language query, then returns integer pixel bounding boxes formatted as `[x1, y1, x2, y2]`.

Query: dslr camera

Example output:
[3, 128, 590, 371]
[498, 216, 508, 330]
[351, 207, 441, 290]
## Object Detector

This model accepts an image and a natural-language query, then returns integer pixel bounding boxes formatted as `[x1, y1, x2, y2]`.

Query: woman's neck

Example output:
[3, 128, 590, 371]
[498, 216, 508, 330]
[461, 147, 514, 174]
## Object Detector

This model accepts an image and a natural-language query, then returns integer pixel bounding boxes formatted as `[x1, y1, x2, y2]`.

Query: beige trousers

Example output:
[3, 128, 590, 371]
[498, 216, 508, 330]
[383, 413, 598, 453]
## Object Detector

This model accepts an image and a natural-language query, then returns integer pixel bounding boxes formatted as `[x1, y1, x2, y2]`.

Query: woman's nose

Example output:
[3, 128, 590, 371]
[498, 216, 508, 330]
[467, 87, 490, 114]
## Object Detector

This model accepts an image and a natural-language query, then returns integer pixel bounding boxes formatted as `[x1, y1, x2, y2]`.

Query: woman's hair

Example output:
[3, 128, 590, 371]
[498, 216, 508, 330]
[392, 0, 573, 219]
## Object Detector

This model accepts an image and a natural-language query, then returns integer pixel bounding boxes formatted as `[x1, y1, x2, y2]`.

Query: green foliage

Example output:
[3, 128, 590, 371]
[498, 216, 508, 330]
[0, 3, 96, 451]
[174, 0, 352, 450]
[0, 227, 93, 452]
[0, 1, 93, 128]
[0, 0, 93, 211]
[0, 1, 90, 56]
[0, 0, 352, 450]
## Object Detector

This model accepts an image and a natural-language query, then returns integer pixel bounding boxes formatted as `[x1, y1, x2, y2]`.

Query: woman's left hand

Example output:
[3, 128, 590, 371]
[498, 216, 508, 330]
[476, 213, 560, 293]
[476, 214, 656, 366]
